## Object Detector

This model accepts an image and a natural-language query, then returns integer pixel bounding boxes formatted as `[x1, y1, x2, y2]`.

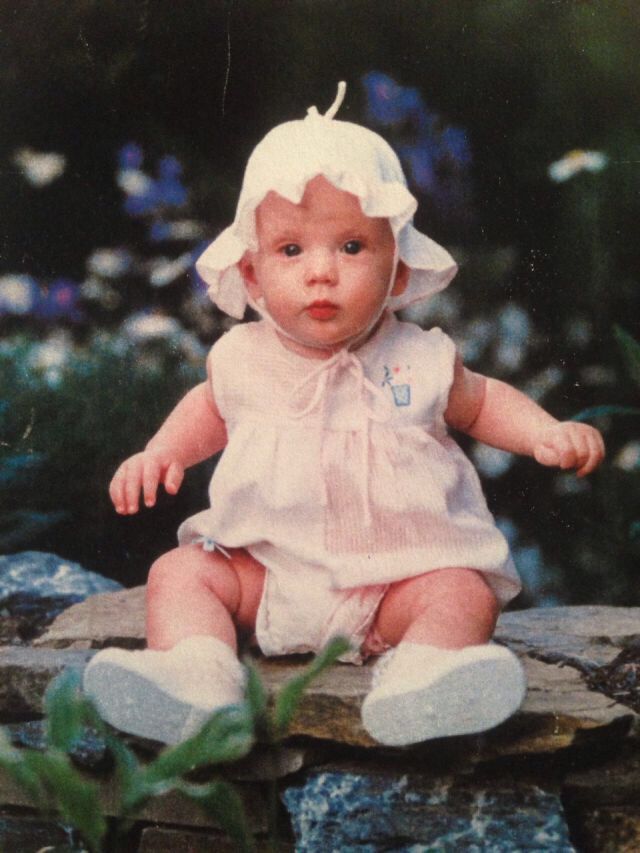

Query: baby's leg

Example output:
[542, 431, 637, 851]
[372, 567, 499, 649]
[362, 568, 525, 745]
[84, 545, 265, 744]
[146, 544, 265, 652]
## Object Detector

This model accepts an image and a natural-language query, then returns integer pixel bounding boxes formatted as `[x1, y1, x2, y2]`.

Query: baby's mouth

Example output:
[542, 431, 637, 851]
[306, 300, 339, 320]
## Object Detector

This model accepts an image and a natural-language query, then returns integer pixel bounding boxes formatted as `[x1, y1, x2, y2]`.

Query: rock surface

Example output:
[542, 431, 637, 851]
[283, 770, 575, 852]
[0, 551, 122, 599]
[2, 592, 640, 851]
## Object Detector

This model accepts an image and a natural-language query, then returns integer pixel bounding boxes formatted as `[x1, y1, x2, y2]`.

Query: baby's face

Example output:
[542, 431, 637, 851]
[240, 175, 407, 356]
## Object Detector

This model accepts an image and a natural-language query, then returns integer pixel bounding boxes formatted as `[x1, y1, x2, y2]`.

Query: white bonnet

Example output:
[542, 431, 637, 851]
[196, 82, 457, 319]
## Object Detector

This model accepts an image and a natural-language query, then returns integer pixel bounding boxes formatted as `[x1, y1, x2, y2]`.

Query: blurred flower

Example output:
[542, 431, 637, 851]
[0, 275, 40, 315]
[565, 316, 593, 348]
[87, 249, 132, 278]
[459, 317, 495, 364]
[35, 279, 83, 322]
[614, 441, 640, 472]
[495, 304, 531, 373]
[553, 473, 590, 496]
[149, 220, 206, 243]
[156, 156, 188, 207]
[523, 366, 565, 402]
[28, 332, 73, 387]
[117, 144, 188, 217]
[362, 71, 427, 128]
[122, 312, 182, 342]
[472, 443, 514, 478]
[118, 143, 144, 170]
[548, 150, 608, 182]
[13, 148, 66, 187]
[147, 252, 194, 288]
[362, 72, 472, 209]
[80, 277, 121, 311]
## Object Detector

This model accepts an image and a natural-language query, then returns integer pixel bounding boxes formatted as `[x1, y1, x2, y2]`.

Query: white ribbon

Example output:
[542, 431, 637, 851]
[289, 347, 391, 526]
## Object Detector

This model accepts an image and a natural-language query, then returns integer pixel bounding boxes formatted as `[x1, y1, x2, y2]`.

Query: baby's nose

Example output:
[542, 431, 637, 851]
[305, 248, 337, 284]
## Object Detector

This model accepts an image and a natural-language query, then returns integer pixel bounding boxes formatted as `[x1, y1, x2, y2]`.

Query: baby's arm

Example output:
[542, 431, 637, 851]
[445, 355, 605, 476]
[110, 355, 227, 514]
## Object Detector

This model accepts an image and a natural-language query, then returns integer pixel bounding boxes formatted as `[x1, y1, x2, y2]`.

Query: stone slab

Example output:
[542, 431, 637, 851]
[496, 606, 640, 669]
[0, 769, 267, 832]
[34, 585, 146, 649]
[138, 826, 294, 852]
[0, 646, 92, 717]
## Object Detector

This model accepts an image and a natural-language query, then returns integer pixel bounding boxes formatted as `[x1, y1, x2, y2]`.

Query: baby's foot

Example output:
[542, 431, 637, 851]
[83, 635, 246, 745]
[361, 641, 526, 746]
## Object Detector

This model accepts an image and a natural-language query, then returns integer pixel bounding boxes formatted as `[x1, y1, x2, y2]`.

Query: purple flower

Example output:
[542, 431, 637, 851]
[118, 143, 144, 170]
[35, 279, 84, 322]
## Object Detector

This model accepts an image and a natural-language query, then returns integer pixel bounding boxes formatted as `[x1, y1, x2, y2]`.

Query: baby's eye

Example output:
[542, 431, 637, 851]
[281, 243, 301, 257]
[343, 240, 363, 255]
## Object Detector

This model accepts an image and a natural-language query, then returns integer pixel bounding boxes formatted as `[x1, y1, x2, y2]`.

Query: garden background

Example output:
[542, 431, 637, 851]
[1, 0, 638, 606]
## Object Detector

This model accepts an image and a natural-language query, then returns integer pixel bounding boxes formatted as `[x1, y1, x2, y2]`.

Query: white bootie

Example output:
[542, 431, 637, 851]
[83, 636, 246, 745]
[361, 641, 526, 746]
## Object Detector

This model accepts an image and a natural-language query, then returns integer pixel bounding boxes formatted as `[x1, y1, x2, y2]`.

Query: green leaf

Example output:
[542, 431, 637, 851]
[272, 636, 350, 737]
[573, 404, 640, 422]
[0, 729, 45, 806]
[244, 661, 272, 740]
[44, 670, 91, 751]
[141, 703, 254, 790]
[103, 733, 149, 820]
[614, 325, 640, 387]
[179, 779, 256, 853]
[20, 751, 106, 853]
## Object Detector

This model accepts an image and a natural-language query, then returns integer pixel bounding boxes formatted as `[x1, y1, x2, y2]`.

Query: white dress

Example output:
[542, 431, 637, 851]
[179, 313, 521, 658]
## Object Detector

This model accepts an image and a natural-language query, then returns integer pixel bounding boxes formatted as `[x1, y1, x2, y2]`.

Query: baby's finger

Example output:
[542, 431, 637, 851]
[142, 457, 162, 507]
[123, 459, 144, 514]
[576, 430, 605, 477]
[163, 461, 184, 495]
[109, 464, 130, 514]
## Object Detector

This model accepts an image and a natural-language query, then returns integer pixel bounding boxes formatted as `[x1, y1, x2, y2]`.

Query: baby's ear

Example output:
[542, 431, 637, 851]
[238, 254, 261, 298]
[391, 260, 410, 297]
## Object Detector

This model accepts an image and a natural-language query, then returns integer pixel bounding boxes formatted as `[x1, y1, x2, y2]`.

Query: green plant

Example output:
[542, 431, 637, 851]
[0, 636, 350, 852]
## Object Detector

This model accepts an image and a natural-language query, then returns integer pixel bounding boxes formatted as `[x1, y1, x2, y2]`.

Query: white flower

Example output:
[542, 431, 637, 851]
[122, 312, 182, 342]
[523, 367, 565, 402]
[87, 249, 132, 278]
[13, 148, 66, 187]
[28, 333, 74, 387]
[117, 168, 153, 196]
[472, 443, 514, 478]
[148, 252, 193, 287]
[614, 441, 640, 472]
[0, 275, 39, 314]
[548, 149, 608, 182]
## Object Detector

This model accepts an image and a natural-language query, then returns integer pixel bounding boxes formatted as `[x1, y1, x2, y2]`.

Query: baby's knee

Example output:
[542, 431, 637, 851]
[396, 568, 499, 623]
[147, 545, 240, 612]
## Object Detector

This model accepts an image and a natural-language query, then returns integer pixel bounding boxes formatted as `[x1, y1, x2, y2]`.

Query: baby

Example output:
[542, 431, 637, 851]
[84, 84, 604, 747]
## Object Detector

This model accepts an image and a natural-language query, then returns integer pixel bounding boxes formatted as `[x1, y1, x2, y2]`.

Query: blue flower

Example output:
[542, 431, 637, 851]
[35, 279, 84, 322]
[118, 143, 144, 170]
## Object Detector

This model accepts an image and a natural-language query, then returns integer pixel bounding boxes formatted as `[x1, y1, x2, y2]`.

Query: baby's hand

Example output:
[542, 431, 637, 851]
[109, 447, 185, 515]
[533, 422, 605, 477]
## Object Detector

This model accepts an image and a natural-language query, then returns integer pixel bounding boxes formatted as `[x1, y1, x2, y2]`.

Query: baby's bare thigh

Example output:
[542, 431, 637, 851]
[148, 544, 266, 632]
[225, 547, 266, 631]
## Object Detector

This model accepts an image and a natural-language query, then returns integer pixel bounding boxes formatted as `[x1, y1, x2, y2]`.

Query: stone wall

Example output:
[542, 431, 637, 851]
[1, 589, 640, 851]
